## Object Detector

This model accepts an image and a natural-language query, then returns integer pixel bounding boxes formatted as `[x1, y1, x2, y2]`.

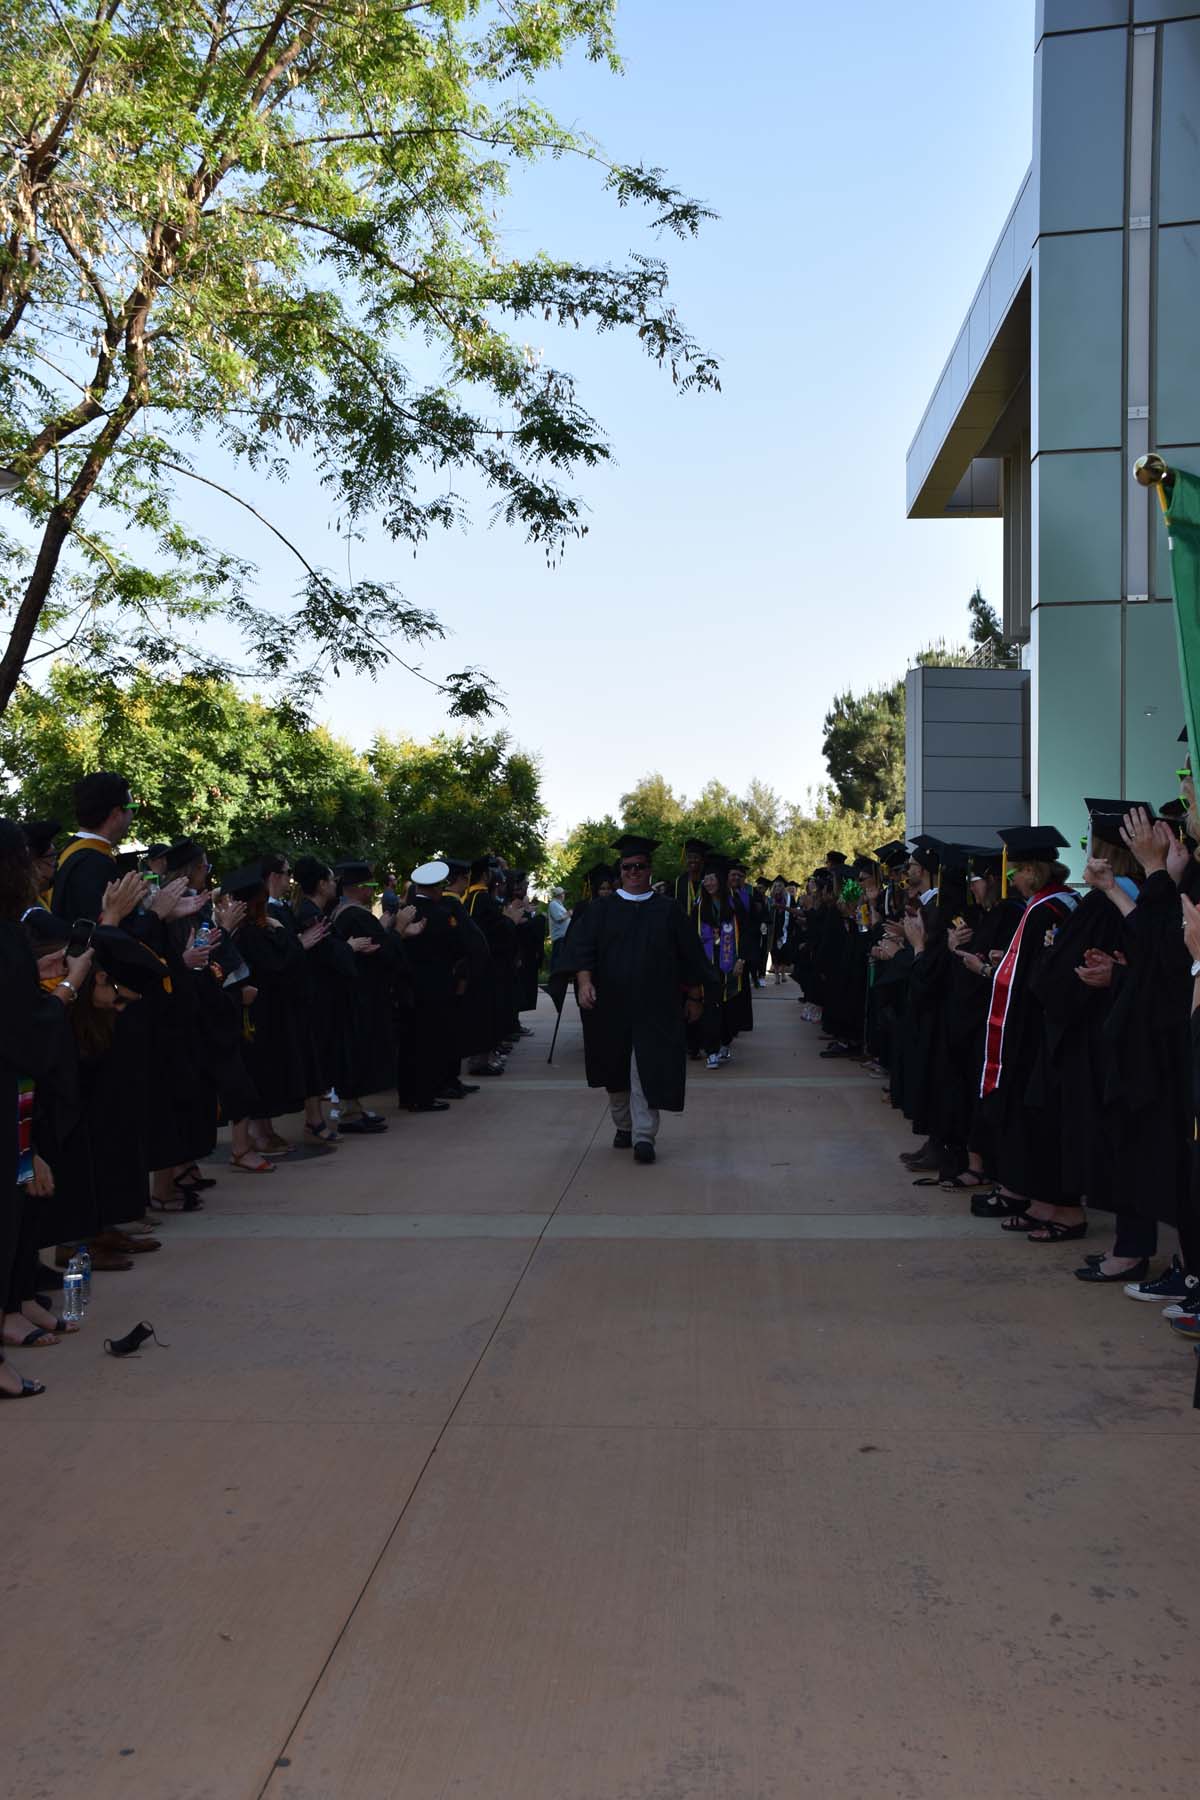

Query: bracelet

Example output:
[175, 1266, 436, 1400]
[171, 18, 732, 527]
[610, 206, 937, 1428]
[57, 979, 76, 1001]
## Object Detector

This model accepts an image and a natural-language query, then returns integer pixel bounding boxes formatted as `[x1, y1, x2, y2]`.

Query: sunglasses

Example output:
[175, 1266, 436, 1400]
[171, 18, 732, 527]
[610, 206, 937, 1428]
[620, 860, 649, 872]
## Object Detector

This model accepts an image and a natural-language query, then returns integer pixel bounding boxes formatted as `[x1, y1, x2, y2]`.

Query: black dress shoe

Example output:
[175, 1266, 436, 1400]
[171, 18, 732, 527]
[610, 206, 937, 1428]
[1074, 1257, 1150, 1284]
[439, 1081, 480, 1099]
[633, 1140, 656, 1165]
[612, 1130, 632, 1149]
[408, 1101, 451, 1113]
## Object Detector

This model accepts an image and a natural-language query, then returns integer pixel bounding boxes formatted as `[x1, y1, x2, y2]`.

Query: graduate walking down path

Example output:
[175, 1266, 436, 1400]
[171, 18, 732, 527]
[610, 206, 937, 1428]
[4, 981, 1196, 1800]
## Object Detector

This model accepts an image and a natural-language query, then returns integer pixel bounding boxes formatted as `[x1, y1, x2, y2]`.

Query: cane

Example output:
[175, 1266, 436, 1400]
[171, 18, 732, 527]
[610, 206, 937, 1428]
[546, 1004, 564, 1066]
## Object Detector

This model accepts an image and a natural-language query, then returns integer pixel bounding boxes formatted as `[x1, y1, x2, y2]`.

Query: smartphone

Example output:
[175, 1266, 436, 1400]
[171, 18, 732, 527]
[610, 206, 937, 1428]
[67, 917, 96, 960]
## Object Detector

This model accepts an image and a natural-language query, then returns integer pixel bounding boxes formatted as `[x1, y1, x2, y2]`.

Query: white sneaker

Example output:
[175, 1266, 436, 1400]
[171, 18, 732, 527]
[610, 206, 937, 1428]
[705, 1053, 722, 1069]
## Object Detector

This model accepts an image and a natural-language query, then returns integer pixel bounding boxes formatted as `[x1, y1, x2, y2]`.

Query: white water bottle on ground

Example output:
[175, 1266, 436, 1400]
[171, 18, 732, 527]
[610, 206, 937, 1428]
[62, 1255, 84, 1326]
[76, 1244, 92, 1310]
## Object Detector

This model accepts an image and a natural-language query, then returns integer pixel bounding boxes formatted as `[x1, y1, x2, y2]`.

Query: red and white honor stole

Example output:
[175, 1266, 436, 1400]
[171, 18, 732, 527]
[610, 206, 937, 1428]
[980, 886, 1077, 1098]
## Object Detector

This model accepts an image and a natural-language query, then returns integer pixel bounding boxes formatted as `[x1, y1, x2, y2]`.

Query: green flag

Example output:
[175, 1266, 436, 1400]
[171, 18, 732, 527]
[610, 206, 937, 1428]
[1163, 467, 1200, 756]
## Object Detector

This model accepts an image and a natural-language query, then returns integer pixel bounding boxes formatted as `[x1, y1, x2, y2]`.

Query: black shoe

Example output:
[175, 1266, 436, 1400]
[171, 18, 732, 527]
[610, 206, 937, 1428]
[633, 1140, 656, 1165]
[439, 1082, 479, 1099]
[612, 1130, 633, 1149]
[970, 1190, 1028, 1219]
[408, 1101, 451, 1113]
[517, 1026, 535, 1038]
[1074, 1257, 1150, 1285]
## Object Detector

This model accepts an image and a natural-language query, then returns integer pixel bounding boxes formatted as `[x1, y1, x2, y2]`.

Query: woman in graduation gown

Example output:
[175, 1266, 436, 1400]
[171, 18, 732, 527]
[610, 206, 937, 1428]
[293, 856, 359, 1121]
[940, 850, 1023, 1200]
[330, 860, 412, 1129]
[694, 861, 752, 1066]
[227, 863, 310, 1150]
[979, 826, 1085, 1240]
[1, 822, 77, 1389]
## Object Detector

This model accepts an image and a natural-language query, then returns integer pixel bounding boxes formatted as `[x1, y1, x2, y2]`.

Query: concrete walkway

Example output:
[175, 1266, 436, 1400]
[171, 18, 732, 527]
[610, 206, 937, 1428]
[7, 986, 1198, 1799]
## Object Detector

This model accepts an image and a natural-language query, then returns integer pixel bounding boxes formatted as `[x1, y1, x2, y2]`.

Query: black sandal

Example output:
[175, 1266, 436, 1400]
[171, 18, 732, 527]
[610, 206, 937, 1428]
[1026, 1219, 1088, 1243]
[305, 1121, 341, 1145]
[0, 1356, 45, 1398]
[1000, 1212, 1044, 1233]
[177, 1165, 217, 1190]
[940, 1174, 994, 1192]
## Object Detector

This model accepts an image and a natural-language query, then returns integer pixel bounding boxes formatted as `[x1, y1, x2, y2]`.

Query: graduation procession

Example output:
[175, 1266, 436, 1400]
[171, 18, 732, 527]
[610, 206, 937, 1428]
[777, 786, 1200, 1398]
[1, 770, 553, 1398]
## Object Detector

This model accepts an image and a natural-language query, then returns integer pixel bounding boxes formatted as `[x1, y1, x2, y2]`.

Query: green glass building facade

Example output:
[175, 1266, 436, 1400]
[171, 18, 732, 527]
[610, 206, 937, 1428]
[907, 1, 1200, 857]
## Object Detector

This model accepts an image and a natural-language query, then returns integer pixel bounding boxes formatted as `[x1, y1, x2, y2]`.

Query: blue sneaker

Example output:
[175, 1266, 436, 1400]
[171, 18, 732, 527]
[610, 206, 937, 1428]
[1125, 1255, 1189, 1303]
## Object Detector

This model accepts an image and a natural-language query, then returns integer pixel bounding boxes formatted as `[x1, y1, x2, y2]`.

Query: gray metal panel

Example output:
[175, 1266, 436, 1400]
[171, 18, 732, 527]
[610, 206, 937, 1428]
[923, 791, 1032, 819]
[1034, 233, 1124, 454]
[1135, 0, 1200, 19]
[1036, 28, 1128, 235]
[923, 757, 1028, 792]
[1034, 451, 1124, 603]
[1156, 228, 1200, 446]
[923, 720, 1026, 757]
[1160, 20, 1200, 224]
[1037, 0, 1131, 32]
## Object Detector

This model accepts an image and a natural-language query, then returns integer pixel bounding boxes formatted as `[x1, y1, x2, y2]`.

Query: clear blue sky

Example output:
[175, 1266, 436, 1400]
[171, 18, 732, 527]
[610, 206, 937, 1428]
[206, 0, 1035, 837]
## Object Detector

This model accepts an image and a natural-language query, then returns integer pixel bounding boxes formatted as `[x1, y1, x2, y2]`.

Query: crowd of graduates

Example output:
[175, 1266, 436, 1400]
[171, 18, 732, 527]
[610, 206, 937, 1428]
[0, 770, 547, 1398]
[774, 781, 1200, 1380]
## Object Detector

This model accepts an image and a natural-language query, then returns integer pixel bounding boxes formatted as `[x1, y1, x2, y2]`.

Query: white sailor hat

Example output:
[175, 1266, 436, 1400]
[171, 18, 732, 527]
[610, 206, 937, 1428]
[410, 859, 449, 885]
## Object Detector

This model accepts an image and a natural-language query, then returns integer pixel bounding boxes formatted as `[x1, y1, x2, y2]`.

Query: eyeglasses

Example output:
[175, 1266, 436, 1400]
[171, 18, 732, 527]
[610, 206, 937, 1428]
[620, 860, 649, 872]
[1176, 769, 1191, 782]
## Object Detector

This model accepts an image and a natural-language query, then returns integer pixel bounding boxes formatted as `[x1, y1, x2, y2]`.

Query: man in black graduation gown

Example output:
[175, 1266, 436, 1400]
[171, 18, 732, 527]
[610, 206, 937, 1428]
[444, 857, 499, 1076]
[330, 859, 411, 1131]
[401, 860, 471, 1110]
[559, 833, 715, 1164]
[52, 771, 137, 922]
[673, 838, 710, 921]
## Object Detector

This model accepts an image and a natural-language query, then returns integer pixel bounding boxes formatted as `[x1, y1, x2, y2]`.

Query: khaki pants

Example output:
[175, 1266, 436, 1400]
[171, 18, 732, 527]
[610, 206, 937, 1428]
[608, 1052, 659, 1143]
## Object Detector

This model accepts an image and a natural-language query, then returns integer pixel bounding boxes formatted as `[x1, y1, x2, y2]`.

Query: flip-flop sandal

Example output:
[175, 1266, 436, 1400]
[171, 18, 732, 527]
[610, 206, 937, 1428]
[940, 1174, 994, 1192]
[3, 1326, 59, 1348]
[304, 1122, 341, 1145]
[230, 1152, 276, 1175]
[178, 1166, 217, 1189]
[0, 1374, 45, 1398]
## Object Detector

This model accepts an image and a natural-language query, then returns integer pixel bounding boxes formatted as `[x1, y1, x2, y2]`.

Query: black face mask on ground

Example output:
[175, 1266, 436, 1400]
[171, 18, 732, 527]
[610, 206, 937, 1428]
[104, 1321, 168, 1357]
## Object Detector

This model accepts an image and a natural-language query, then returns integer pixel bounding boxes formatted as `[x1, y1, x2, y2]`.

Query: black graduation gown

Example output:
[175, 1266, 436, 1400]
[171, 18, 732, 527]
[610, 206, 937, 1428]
[464, 888, 518, 1050]
[1, 925, 73, 1304]
[514, 909, 547, 1014]
[694, 897, 753, 1051]
[145, 922, 219, 1170]
[1027, 888, 1128, 1205]
[443, 895, 493, 1059]
[330, 903, 407, 1098]
[937, 899, 1023, 1158]
[985, 888, 1078, 1202]
[234, 917, 309, 1117]
[51, 839, 116, 922]
[295, 898, 358, 1095]
[558, 893, 715, 1110]
[1100, 870, 1191, 1227]
[399, 897, 463, 1103]
[672, 874, 703, 921]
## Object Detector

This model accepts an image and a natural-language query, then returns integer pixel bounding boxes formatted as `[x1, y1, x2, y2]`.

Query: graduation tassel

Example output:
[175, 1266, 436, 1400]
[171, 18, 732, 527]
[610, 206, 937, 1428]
[1001, 844, 1008, 890]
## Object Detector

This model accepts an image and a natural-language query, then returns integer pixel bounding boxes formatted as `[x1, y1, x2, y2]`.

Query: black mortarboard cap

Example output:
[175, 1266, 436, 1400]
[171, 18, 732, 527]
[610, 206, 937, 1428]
[443, 857, 470, 878]
[612, 833, 660, 858]
[908, 834, 942, 872]
[333, 859, 373, 884]
[146, 842, 170, 861]
[22, 908, 71, 946]
[683, 837, 710, 856]
[164, 837, 203, 873]
[1160, 798, 1188, 821]
[825, 849, 848, 866]
[219, 862, 268, 900]
[962, 844, 1003, 876]
[1084, 798, 1154, 843]
[22, 819, 61, 858]
[583, 862, 614, 895]
[703, 852, 733, 877]
[996, 824, 1069, 858]
[936, 842, 971, 878]
[90, 925, 170, 992]
[874, 840, 909, 869]
[1180, 725, 1188, 744]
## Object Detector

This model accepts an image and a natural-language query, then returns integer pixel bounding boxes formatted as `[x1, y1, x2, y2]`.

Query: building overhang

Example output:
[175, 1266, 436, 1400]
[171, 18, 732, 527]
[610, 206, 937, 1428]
[906, 168, 1035, 520]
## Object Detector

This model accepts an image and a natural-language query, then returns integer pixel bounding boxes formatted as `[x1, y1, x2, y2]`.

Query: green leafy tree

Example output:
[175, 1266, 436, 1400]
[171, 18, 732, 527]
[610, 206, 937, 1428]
[0, 0, 718, 719]
[821, 682, 906, 815]
[0, 663, 549, 871]
[966, 586, 1017, 663]
[368, 731, 546, 877]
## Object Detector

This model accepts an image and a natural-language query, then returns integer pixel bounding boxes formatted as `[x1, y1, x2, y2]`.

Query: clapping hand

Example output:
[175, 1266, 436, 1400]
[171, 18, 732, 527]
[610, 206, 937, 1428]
[1120, 806, 1168, 874]
[101, 871, 148, 925]
[1182, 894, 1200, 964]
[348, 935, 380, 955]
[902, 911, 925, 950]
[214, 896, 246, 934]
[947, 923, 973, 952]
[1084, 857, 1115, 892]
[300, 919, 330, 950]
[182, 926, 212, 970]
